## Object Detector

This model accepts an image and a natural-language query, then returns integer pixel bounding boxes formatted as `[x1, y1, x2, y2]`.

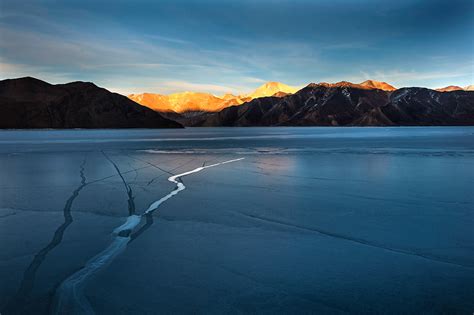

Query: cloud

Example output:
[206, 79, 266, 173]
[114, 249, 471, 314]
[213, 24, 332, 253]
[360, 68, 474, 87]
[143, 34, 191, 45]
[0, 59, 78, 83]
[1, 0, 472, 94]
[321, 42, 373, 51]
[241, 77, 267, 83]
[152, 81, 253, 95]
[318, 66, 473, 89]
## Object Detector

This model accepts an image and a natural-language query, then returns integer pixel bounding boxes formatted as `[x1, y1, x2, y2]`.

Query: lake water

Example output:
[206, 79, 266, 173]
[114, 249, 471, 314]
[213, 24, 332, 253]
[1, 127, 473, 314]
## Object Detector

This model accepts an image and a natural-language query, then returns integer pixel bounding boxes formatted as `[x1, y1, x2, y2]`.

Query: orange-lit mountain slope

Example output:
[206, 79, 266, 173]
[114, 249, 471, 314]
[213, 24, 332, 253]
[128, 82, 298, 113]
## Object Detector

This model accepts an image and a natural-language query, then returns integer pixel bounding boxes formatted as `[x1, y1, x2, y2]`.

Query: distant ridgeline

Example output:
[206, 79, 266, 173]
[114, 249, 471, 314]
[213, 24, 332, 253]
[1, 77, 473, 128]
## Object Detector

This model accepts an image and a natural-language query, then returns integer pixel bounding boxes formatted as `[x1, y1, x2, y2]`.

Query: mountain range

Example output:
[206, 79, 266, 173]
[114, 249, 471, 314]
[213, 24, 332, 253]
[0, 77, 182, 128]
[128, 79, 473, 127]
[129, 81, 474, 117]
[128, 80, 400, 114]
[128, 82, 297, 114]
[195, 83, 474, 126]
[1, 77, 473, 128]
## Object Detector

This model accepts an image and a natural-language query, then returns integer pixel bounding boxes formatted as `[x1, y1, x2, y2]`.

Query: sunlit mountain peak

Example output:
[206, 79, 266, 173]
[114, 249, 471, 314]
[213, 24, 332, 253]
[436, 85, 464, 92]
[359, 80, 396, 91]
[247, 82, 298, 99]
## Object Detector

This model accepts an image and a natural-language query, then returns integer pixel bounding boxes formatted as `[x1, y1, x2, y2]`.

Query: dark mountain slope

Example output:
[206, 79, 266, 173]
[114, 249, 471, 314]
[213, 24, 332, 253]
[200, 96, 280, 127]
[0, 77, 182, 129]
[196, 84, 474, 126]
[268, 84, 390, 126]
[378, 88, 474, 125]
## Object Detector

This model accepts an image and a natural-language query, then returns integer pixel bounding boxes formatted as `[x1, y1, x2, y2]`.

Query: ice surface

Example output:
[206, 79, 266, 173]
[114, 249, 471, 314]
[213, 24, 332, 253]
[0, 127, 473, 314]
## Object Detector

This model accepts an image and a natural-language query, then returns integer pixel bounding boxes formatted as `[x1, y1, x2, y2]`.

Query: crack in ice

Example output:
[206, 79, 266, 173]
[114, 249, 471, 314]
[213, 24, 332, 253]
[3, 156, 88, 314]
[239, 212, 474, 269]
[51, 157, 244, 315]
[102, 151, 136, 215]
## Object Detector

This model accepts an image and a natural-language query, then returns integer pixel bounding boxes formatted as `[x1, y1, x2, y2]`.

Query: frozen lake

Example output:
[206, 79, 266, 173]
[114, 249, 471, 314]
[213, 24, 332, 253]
[1, 127, 473, 314]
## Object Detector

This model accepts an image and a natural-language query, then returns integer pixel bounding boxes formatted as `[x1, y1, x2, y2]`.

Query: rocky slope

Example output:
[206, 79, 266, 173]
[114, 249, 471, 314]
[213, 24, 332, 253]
[128, 81, 298, 114]
[465, 85, 474, 91]
[436, 85, 464, 92]
[0, 77, 182, 129]
[359, 80, 396, 91]
[195, 84, 474, 126]
[128, 91, 234, 113]
[246, 82, 298, 98]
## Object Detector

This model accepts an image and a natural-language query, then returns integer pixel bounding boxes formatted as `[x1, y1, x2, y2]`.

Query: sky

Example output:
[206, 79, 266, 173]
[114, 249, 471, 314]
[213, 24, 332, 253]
[0, 0, 473, 95]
